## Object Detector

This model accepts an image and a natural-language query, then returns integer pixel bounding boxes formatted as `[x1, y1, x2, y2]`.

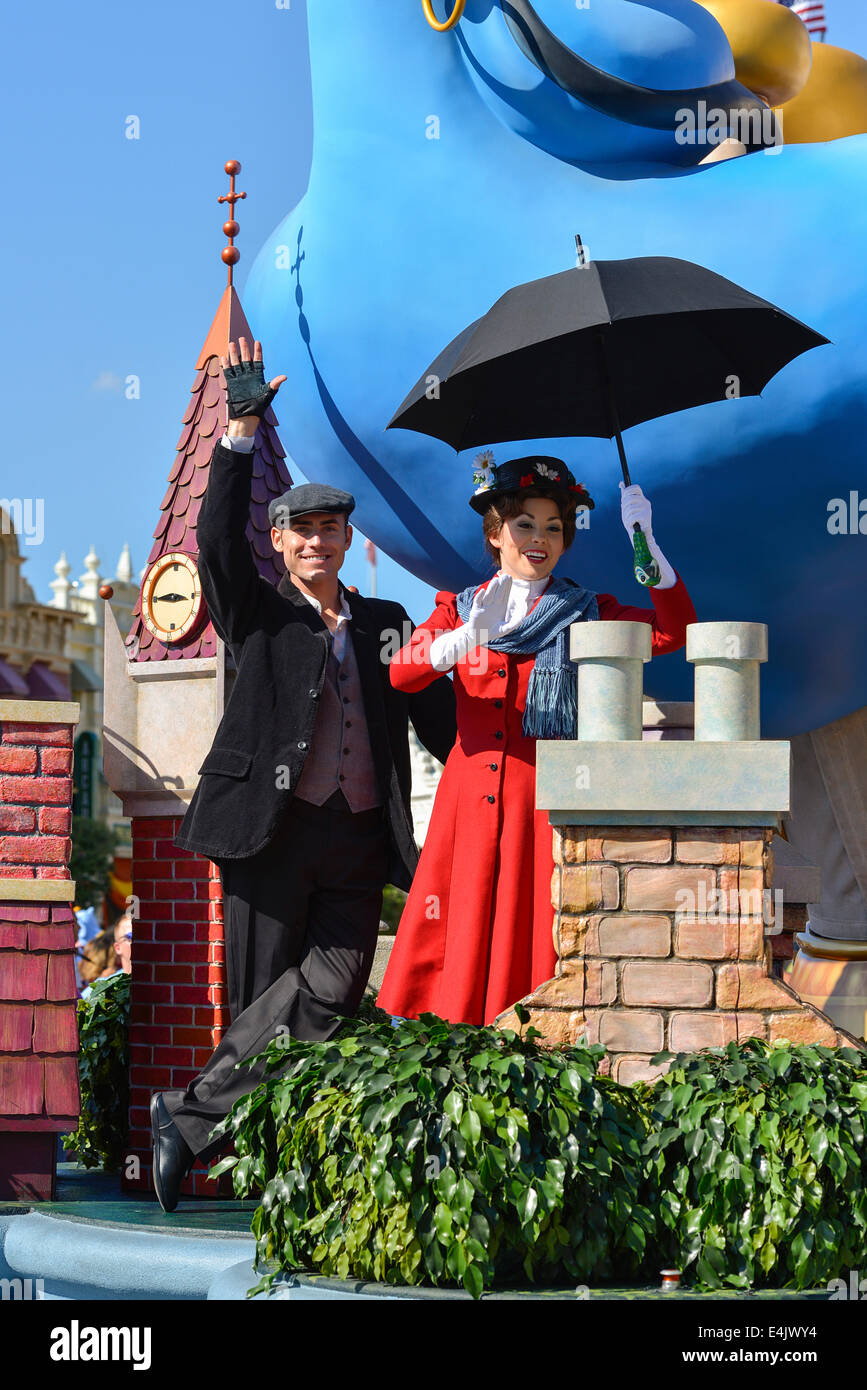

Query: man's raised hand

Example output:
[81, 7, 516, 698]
[221, 338, 287, 437]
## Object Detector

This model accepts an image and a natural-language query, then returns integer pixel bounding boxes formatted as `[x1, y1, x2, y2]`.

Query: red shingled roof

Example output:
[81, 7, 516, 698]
[126, 284, 293, 662]
[0, 902, 80, 1128]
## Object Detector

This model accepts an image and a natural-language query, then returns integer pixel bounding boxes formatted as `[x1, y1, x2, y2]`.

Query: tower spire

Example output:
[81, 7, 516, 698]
[217, 159, 246, 288]
[124, 158, 293, 665]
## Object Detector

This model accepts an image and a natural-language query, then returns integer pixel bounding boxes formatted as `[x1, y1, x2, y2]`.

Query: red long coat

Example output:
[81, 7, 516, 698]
[376, 574, 697, 1026]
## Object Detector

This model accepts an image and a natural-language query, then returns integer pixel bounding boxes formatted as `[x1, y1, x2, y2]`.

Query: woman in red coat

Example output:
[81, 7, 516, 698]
[376, 453, 696, 1027]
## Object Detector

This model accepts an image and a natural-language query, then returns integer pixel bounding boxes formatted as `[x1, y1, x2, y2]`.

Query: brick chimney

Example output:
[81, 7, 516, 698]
[0, 699, 80, 1199]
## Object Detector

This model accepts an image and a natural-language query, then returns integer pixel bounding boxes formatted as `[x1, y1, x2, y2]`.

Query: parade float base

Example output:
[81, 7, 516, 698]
[0, 1165, 835, 1301]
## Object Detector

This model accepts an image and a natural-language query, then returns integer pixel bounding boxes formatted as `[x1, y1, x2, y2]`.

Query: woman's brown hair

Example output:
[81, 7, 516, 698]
[79, 928, 121, 987]
[481, 487, 580, 565]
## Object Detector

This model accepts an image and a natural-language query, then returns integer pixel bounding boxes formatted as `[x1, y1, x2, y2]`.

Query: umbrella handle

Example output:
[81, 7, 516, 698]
[595, 329, 660, 587]
[632, 524, 660, 588]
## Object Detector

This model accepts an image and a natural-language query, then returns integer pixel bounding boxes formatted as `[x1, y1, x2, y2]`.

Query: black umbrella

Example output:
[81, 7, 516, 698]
[387, 248, 829, 583]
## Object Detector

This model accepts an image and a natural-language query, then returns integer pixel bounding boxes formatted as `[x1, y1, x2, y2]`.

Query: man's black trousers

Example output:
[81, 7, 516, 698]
[163, 789, 388, 1161]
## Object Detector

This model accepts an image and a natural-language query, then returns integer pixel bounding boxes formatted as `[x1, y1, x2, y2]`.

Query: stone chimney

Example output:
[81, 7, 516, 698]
[499, 621, 862, 1079]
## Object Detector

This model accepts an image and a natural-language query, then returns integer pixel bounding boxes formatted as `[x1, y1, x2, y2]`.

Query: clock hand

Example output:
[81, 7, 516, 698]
[152, 592, 189, 603]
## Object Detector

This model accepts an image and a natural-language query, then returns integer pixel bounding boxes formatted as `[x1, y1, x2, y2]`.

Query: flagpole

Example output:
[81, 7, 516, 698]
[364, 537, 377, 597]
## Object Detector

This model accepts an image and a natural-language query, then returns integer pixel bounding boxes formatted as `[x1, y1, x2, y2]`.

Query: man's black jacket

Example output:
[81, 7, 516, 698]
[173, 440, 457, 890]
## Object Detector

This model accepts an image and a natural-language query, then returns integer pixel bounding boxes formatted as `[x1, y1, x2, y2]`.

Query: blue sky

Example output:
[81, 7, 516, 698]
[4, 0, 866, 626]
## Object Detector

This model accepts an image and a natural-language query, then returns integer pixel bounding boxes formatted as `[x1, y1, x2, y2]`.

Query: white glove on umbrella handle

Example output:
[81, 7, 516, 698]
[619, 483, 677, 590]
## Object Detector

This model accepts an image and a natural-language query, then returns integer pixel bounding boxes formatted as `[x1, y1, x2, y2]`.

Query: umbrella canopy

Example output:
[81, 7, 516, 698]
[387, 256, 830, 452]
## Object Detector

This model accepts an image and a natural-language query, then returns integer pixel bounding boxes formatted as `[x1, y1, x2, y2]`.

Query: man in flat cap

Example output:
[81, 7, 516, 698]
[150, 338, 457, 1211]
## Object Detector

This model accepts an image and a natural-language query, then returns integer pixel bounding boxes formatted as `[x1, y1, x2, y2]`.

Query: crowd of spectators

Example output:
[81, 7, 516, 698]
[74, 905, 133, 997]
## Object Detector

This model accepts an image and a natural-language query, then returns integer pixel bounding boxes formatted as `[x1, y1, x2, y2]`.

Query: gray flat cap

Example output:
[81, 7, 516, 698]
[268, 483, 356, 528]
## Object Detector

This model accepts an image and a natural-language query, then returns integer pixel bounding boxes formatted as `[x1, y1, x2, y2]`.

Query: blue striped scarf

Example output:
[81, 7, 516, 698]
[455, 576, 599, 740]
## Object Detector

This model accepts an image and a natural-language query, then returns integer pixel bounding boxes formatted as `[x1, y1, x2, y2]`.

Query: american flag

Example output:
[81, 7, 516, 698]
[776, 0, 827, 41]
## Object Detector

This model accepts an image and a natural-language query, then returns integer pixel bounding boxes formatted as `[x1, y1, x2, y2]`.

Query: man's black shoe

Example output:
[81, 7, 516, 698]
[150, 1092, 194, 1213]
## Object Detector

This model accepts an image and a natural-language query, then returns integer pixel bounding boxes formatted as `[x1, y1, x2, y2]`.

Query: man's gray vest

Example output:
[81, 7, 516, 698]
[294, 625, 382, 811]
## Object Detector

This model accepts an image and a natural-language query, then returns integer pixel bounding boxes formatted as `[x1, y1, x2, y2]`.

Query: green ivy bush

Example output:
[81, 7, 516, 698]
[214, 1007, 867, 1299]
[379, 885, 407, 934]
[63, 973, 130, 1171]
[638, 1037, 867, 1291]
[212, 1001, 652, 1297]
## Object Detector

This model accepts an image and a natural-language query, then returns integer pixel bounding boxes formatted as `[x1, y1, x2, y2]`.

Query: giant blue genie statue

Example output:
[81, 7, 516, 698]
[244, 0, 867, 742]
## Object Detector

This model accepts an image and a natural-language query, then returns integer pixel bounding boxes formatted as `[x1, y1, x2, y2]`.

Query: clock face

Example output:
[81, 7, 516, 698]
[141, 552, 204, 643]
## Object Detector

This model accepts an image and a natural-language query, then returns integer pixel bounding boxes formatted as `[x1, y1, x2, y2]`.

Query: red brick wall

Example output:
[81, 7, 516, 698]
[0, 721, 73, 875]
[0, 716, 79, 1201]
[124, 814, 229, 1196]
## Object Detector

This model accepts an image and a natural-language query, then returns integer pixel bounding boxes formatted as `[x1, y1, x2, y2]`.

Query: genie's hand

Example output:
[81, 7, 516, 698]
[221, 338, 287, 435]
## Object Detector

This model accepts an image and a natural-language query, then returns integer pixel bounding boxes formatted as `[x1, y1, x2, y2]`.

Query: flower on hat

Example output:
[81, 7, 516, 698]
[535, 461, 561, 482]
[519, 473, 534, 487]
[472, 448, 496, 493]
[568, 482, 594, 509]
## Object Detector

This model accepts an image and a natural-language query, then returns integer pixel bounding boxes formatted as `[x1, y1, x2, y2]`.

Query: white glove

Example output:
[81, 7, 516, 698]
[429, 573, 514, 673]
[466, 572, 513, 643]
[618, 483, 677, 590]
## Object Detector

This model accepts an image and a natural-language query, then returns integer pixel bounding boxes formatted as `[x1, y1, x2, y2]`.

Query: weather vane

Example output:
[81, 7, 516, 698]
[217, 159, 246, 287]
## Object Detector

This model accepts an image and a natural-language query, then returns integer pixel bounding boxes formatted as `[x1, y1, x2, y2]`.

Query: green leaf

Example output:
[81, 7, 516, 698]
[459, 1109, 482, 1145]
[433, 1166, 458, 1203]
[791, 1230, 813, 1273]
[496, 1115, 519, 1145]
[816, 1220, 837, 1250]
[706, 1114, 726, 1145]
[208, 1156, 239, 1179]
[373, 1170, 396, 1206]
[787, 1083, 812, 1116]
[807, 1128, 829, 1165]
[518, 1187, 539, 1226]
[469, 1094, 496, 1125]
[434, 1203, 453, 1238]
[443, 1090, 464, 1125]
[361, 1101, 384, 1131]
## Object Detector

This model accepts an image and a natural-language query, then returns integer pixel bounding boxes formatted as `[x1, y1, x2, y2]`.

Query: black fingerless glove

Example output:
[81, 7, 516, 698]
[223, 358, 278, 419]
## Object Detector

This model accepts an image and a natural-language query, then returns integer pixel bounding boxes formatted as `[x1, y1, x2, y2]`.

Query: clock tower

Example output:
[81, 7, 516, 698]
[102, 162, 293, 1196]
[140, 553, 205, 647]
